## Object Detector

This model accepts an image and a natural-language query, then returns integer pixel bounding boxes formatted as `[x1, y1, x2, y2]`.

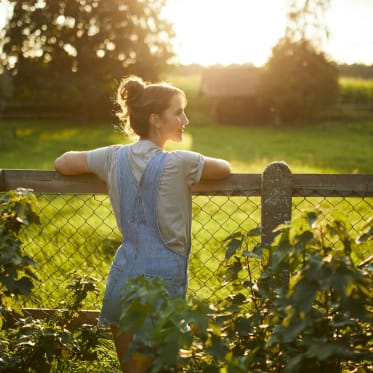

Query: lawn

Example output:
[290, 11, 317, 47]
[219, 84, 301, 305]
[1, 73, 372, 309]
[1, 112, 372, 174]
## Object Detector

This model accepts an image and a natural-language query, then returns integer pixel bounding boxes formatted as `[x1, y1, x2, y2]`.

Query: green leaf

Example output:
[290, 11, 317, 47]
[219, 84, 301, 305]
[225, 238, 242, 261]
[246, 227, 261, 237]
[16, 276, 34, 295]
[357, 226, 373, 243]
[305, 340, 344, 360]
[284, 354, 304, 372]
[208, 334, 227, 361]
[295, 230, 314, 245]
[236, 317, 252, 336]
[252, 243, 263, 257]
[230, 293, 246, 305]
[306, 210, 319, 227]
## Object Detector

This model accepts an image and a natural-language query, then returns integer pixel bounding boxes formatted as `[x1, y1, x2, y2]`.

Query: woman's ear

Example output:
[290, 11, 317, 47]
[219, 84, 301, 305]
[150, 113, 161, 129]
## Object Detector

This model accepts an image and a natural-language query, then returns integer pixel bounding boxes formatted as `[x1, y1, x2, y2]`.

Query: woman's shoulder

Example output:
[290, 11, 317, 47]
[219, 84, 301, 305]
[87, 144, 124, 169]
[89, 144, 123, 157]
[167, 149, 203, 162]
[166, 150, 204, 176]
[89, 143, 123, 152]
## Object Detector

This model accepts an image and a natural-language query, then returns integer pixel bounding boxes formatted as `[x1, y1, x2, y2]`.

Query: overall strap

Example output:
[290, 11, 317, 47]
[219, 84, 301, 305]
[117, 145, 168, 234]
[117, 146, 140, 234]
[139, 150, 168, 227]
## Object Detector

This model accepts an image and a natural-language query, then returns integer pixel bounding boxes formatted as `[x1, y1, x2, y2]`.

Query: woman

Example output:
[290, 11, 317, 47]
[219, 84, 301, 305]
[54, 75, 231, 372]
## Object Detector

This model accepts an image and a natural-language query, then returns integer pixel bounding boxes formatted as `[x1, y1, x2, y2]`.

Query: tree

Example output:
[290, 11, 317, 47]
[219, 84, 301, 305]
[285, 0, 331, 51]
[260, 38, 339, 124]
[1, 0, 175, 119]
[259, 0, 339, 124]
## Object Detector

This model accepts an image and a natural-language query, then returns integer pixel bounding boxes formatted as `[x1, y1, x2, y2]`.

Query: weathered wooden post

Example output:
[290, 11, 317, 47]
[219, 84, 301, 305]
[0, 170, 4, 192]
[261, 161, 292, 247]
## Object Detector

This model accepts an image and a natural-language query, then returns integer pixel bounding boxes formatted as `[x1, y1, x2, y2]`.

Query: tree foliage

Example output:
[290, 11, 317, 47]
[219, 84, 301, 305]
[285, 0, 331, 50]
[258, 0, 339, 124]
[2, 0, 174, 118]
[260, 37, 339, 124]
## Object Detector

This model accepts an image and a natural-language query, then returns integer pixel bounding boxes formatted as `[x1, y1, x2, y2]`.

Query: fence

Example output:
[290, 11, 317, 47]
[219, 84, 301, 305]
[1, 162, 372, 325]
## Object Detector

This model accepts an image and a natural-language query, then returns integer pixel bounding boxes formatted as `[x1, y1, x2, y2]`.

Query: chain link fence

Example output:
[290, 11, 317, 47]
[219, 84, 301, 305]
[16, 192, 372, 312]
[19, 194, 261, 310]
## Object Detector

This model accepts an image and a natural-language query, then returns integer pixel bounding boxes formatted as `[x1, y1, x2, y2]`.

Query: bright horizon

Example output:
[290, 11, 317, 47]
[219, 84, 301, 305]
[162, 0, 373, 67]
[1, 0, 372, 67]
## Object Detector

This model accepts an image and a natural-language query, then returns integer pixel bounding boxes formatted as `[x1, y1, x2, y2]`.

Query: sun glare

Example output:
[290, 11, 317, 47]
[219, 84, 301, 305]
[326, 0, 373, 65]
[1, 0, 372, 66]
[162, 0, 287, 66]
[163, 0, 373, 67]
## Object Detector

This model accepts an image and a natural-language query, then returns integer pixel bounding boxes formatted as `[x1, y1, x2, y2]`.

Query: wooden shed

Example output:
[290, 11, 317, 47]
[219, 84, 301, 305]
[200, 66, 264, 124]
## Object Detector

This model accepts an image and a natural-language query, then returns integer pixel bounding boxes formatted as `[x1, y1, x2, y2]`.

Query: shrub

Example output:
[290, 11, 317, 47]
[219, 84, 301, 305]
[0, 189, 118, 372]
[119, 208, 373, 372]
[2, 190, 371, 372]
[0, 188, 40, 326]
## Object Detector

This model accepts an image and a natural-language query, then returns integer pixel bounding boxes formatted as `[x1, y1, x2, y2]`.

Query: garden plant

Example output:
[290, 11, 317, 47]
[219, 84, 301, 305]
[0, 182, 372, 371]
[118, 208, 373, 372]
[0, 189, 118, 372]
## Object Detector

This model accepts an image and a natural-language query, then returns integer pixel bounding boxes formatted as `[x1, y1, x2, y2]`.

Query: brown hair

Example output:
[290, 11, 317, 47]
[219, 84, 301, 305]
[116, 75, 186, 138]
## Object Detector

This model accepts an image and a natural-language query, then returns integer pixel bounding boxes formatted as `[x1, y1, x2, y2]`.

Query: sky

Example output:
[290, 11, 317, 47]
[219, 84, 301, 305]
[0, 0, 372, 67]
[162, 0, 373, 66]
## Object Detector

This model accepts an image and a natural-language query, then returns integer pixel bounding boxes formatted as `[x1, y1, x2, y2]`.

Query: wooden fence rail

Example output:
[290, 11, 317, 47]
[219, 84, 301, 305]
[1, 164, 372, 197]
[1, 162, 372, 244]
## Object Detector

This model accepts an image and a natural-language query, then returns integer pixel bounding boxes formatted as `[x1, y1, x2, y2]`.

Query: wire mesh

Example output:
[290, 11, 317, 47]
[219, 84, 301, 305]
[13, 192, 372, 311]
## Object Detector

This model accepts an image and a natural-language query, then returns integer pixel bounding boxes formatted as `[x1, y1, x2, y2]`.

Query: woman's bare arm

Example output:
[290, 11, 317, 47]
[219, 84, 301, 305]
[54, 151, 91, 175]
[200, 157, 231, 180]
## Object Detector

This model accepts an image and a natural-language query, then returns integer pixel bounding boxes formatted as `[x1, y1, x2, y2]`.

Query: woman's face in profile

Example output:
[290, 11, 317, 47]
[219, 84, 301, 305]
[157, 94, 189, 143]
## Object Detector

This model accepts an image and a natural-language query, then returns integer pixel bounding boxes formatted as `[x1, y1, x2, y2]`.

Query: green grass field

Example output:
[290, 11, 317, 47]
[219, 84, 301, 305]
[1, 73, 372, 311]
[1, 109, 373, 174]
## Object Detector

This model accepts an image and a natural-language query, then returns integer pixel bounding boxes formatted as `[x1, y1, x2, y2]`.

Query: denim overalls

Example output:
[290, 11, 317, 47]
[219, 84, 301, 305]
[99, 146, 189, 328]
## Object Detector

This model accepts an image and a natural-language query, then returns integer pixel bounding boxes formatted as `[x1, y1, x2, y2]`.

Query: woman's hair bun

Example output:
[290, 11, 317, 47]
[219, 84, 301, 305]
[118, 76, 145, 105]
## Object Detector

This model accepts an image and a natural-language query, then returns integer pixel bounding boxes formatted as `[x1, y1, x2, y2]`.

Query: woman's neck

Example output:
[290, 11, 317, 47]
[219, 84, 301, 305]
[140, 132, 165, 149]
